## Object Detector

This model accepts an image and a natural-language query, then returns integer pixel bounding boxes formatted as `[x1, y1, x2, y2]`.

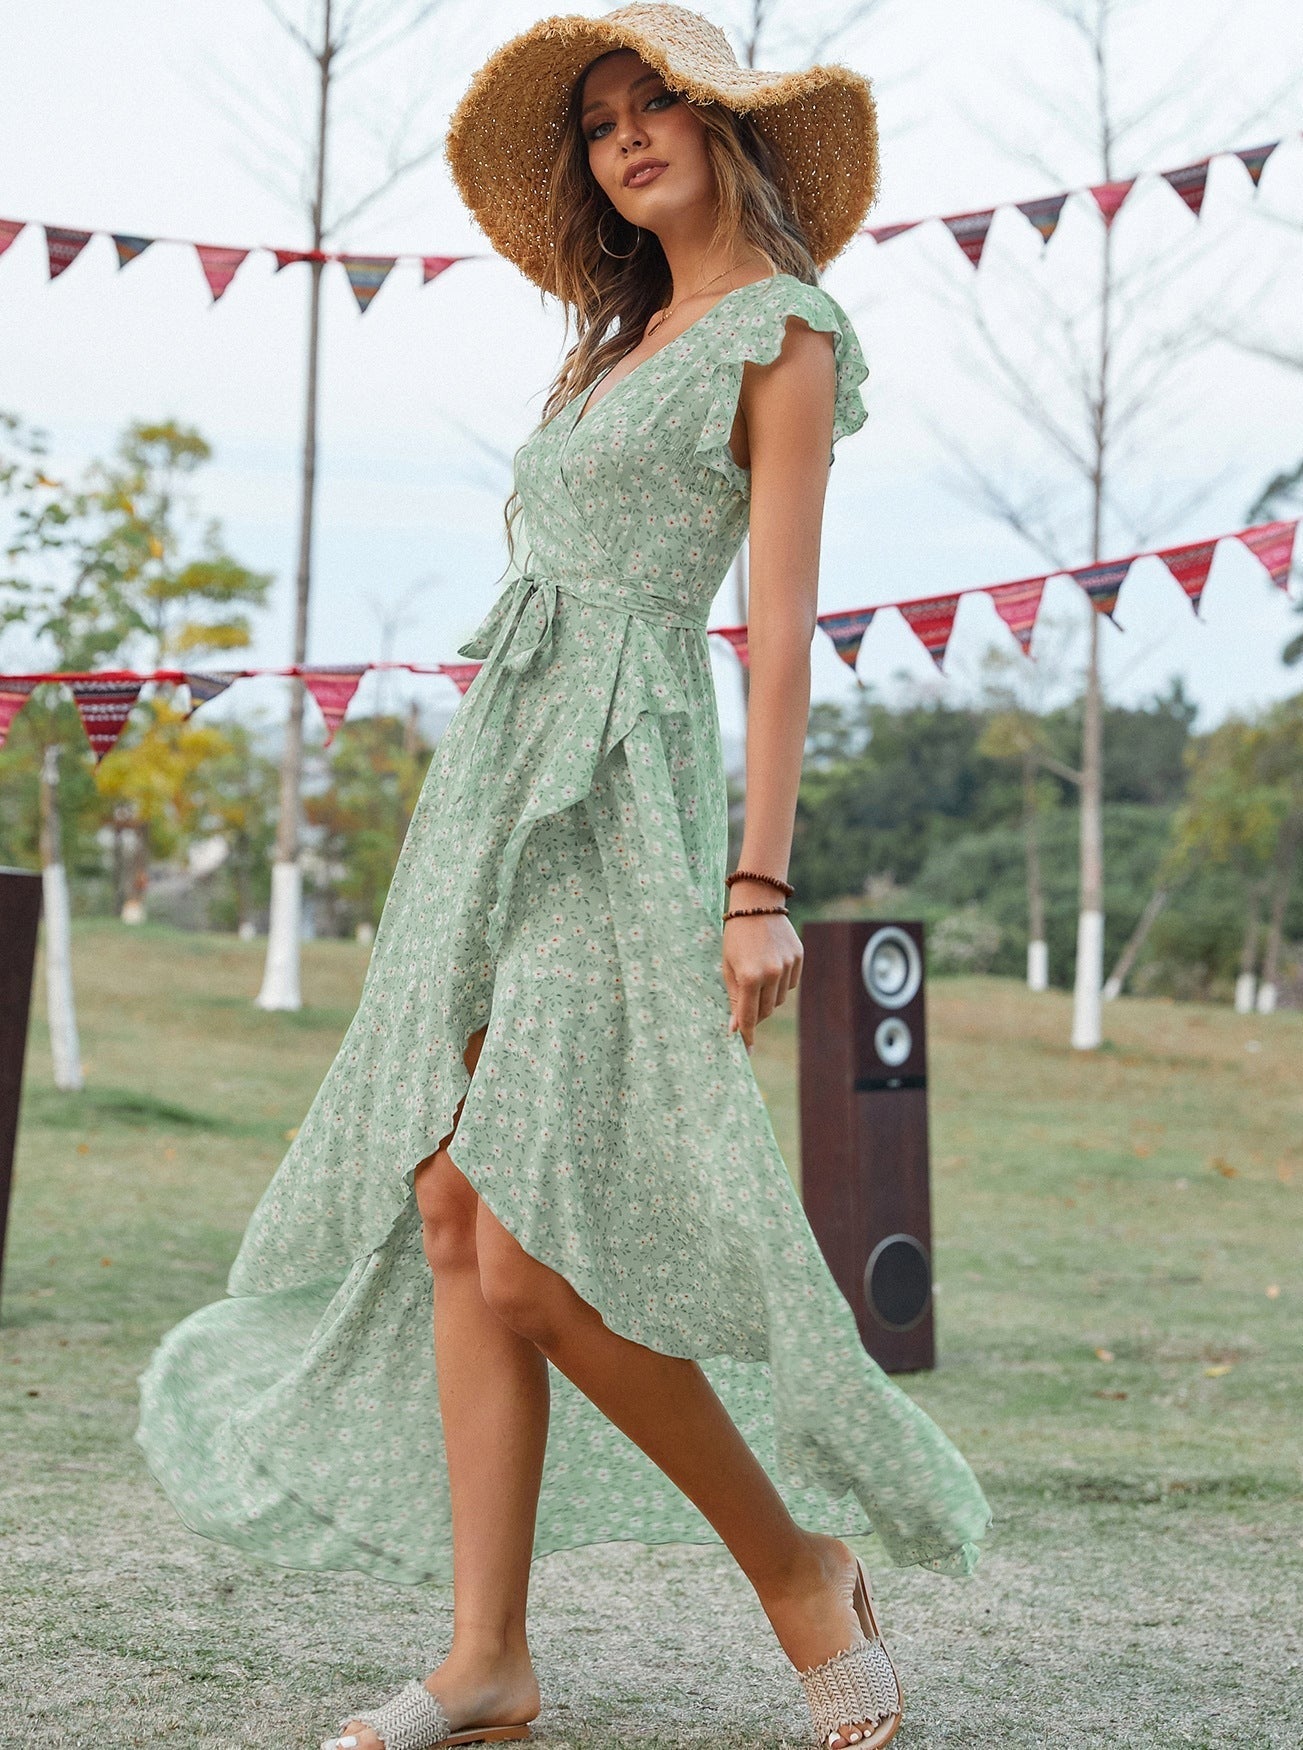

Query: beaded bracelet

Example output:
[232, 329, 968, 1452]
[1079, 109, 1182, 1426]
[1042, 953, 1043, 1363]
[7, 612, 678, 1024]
[724, 867, 795, 897]
[722, 904, 790, 923]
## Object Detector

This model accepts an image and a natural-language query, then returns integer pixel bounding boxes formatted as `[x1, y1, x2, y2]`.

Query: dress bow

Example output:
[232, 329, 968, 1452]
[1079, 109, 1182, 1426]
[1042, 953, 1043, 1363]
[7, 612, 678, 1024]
[497, 569, 559, 673]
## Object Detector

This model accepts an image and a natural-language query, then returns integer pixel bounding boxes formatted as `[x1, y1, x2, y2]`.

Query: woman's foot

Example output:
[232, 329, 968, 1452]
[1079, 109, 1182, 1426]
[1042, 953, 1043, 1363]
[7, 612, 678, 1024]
[333, 1643, 541, 1750]
[756, 1532, 885, 1749]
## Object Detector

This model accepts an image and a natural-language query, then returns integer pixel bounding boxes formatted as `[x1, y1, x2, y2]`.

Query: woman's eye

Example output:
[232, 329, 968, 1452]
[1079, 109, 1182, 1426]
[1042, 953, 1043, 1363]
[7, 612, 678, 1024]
[586, 91, 678, 141]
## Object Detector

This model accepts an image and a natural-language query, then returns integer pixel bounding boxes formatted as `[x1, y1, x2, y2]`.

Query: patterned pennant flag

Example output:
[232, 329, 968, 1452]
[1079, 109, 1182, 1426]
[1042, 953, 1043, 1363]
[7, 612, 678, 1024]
[713, 625, 750, 668]
[943, 209, 996, 268]
[300, 664, 369, 746]
[182, 669, 243, 718]
[0, 218, 27, 258]
[195, 245, 249, 302]
[1237, 519, 1298, 592]
[112, 233, 153, 270]
[45, 225, 93, 280]
[898, 593, 963, 669]
[1161, 159, 1211, 218]
[1234, 142, 1279, 188]
[437, 661, 482, 694]
[422, 255, 461, 285]
[0, 678, 39, 750]
[816, 606, 876, 674]
[70, 675, 143, 761]
[340, 254, 396, 313]
[1068, 557, 1133, 623]
[273, 248, 322, 271]
[1089, 180, 1135, 228]
[988, 576, 1047, 654]
[1155, 536, 1218, 615]
[1015, 192, 1070, 245]
[863, 220, 921, 245]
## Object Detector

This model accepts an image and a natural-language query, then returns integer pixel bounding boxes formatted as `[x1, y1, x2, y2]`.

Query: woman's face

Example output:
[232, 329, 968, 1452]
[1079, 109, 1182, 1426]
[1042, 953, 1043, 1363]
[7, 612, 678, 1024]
[580, 49, 715, 232]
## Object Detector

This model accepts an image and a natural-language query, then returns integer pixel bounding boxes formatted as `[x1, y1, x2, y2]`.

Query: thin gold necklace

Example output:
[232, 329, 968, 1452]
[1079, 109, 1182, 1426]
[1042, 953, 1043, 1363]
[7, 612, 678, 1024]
[646, 265, 747, 337]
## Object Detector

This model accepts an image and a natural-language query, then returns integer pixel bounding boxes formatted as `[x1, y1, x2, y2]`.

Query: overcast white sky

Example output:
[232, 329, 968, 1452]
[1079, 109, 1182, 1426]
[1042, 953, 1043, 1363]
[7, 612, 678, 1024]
[4, 0, 1303, 751]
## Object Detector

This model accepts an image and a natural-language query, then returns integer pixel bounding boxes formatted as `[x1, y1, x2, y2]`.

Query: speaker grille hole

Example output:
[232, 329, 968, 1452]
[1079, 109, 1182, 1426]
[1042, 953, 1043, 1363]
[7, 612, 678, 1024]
[864, 1234, 931, 1330]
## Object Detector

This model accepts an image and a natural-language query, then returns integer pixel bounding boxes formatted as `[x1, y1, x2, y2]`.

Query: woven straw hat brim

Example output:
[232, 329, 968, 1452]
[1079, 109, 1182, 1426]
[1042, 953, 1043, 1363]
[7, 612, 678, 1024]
[445, 3, 880, 296]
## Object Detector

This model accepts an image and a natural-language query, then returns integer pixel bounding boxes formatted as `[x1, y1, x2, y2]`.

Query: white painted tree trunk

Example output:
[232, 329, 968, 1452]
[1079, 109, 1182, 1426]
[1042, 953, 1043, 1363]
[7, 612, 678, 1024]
[1027, 939, 1049, 991]
[256, 861, 303, 1010]
[42, 861, 83, 1092]
[1071, 910, 1104, 1050]
[1233, 972, 1257, 1014]
[1255, 981, 1277, 1015]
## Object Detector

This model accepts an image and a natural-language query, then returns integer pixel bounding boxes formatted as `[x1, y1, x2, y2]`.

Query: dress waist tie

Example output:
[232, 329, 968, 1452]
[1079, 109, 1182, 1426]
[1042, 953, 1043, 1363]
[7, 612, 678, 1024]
[491, 569, 709, 675]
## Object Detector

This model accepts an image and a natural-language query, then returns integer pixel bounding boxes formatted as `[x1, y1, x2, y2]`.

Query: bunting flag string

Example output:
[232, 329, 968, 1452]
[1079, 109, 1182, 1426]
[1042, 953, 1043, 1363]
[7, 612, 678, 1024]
[0, 212, 478, 308]
[858, 130, 1298, 271]
[1, 131, 1294, 309]
[1, 518, 1296, 761]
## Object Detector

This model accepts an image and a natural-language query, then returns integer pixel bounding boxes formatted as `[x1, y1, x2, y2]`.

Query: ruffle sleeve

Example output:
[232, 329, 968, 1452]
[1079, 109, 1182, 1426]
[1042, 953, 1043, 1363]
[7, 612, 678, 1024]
[694, 277, 870, 493]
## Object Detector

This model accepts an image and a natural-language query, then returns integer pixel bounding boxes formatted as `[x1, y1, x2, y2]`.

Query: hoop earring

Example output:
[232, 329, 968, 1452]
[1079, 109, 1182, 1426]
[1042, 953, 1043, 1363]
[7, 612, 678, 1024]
[596, 207, 640, 260]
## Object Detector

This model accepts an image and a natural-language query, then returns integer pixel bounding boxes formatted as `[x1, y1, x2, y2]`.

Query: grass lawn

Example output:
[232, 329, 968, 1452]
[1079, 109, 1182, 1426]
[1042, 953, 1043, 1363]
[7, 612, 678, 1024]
[3, 917, 1301, 1748]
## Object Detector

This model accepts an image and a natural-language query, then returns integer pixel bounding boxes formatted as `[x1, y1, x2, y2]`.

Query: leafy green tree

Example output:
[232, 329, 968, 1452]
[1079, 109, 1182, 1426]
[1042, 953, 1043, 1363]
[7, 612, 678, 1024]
[304, 712, 434, 934]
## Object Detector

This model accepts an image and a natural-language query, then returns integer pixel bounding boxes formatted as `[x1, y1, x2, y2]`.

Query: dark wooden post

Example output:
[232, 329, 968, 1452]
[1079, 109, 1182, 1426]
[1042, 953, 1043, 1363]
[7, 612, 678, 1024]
[0, 868, 43, 1318]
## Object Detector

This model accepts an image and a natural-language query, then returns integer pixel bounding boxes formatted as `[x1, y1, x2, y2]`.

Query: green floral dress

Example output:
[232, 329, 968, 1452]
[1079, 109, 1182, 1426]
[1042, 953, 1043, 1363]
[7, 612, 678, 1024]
[135, 273, 993, 1585]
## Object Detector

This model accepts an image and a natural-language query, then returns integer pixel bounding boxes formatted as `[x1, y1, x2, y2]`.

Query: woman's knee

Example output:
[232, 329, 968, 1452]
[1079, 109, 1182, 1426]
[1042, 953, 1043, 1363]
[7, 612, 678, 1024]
[414, 1149, 479, 1274]
[476, 1211, 578, 1347]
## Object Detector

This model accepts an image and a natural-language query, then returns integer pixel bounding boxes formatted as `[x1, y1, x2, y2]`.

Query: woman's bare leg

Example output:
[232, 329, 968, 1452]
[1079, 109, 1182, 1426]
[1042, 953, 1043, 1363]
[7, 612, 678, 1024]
[475, 1201, 879, 1749]
[333, 1026, 545, 1750]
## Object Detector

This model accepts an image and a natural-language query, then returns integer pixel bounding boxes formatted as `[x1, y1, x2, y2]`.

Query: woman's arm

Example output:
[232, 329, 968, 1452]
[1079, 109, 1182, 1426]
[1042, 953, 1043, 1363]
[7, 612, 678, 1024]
[721, 316, 837, 1050]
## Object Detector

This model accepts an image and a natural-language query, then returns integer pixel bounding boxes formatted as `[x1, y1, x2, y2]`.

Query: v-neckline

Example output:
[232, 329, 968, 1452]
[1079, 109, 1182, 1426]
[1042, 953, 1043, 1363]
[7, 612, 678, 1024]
[568, 274, 781, 434]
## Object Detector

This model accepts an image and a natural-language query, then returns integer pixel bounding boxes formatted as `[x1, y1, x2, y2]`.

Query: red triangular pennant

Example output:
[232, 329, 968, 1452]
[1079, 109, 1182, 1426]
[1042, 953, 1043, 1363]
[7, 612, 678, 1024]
[112, 233, 153, 270]
[816, 606, 876, 677]
[898, 593, 962, 669]
[0, 218, 25, 258]
[943, 208, 997, 269]
[988, 576, 1047, 654]
[195, 244, 250, 302]
[0, 678, 39, 750]
[45, 225, 93, 280]
[300, 665, 369, 746]
[1089, 180, 1135, 228]
[713, 625, 750, 668]
[422, 255, 461, 285]
[1156, 536, 1218, 616]
[70, 675, 143, 761]
[1014, 192, 1070, 246]
[340, 254, 396, 313]
[1237, 519, 1298, 592]
[1161, 159, 1211, 218]
[437, 661, 482, 695]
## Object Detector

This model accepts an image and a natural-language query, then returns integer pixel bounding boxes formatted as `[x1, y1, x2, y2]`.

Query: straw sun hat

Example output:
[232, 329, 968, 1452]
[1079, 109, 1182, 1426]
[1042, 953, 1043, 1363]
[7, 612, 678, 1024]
[444, 2, 880, 295]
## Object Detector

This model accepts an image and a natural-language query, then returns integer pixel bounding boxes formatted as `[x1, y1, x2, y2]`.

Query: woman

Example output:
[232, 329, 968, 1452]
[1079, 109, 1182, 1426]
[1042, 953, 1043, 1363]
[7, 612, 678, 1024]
[134, 8, 993, 1750]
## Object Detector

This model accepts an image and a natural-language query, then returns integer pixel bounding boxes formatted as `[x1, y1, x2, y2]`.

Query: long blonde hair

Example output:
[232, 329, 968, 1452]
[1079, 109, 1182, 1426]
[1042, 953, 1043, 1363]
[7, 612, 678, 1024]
[501, 73, 820, 566]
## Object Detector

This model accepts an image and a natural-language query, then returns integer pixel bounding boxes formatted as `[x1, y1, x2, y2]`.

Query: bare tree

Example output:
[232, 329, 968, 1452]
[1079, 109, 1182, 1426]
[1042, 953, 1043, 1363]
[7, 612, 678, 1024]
[200, 0, 451, 1009]
[912, 0, 1295, 1048]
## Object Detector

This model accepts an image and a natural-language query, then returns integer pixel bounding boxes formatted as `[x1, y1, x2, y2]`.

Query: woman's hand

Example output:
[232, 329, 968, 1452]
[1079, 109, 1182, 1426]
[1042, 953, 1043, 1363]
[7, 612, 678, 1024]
[722, 883, 803, 1051]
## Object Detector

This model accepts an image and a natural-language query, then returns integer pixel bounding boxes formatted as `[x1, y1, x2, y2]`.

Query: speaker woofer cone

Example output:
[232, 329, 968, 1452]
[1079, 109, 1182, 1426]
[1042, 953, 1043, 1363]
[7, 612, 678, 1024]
[861, 926, 922, 1010]
[864, 1232, 931, 1330]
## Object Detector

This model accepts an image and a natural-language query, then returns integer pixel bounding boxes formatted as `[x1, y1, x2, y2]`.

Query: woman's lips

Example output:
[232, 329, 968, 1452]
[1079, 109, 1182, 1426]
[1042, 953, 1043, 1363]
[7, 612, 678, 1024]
[625, 162, 667, 189]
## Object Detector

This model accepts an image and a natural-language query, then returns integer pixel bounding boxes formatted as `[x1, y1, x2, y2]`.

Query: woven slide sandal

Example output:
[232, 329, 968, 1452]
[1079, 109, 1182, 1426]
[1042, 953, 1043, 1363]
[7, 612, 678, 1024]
[797, 1558, 904, 1749]
[320, 1678, 533, 1750]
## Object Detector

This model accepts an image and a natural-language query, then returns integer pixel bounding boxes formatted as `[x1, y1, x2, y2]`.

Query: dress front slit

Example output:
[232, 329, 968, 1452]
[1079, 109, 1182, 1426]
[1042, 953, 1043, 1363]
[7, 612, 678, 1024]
[134, 273, 994, 1588]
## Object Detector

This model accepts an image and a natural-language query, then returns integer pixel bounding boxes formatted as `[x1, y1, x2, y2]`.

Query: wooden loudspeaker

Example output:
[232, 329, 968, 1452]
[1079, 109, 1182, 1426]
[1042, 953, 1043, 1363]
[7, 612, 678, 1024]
[797, 919, 934, 1373]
